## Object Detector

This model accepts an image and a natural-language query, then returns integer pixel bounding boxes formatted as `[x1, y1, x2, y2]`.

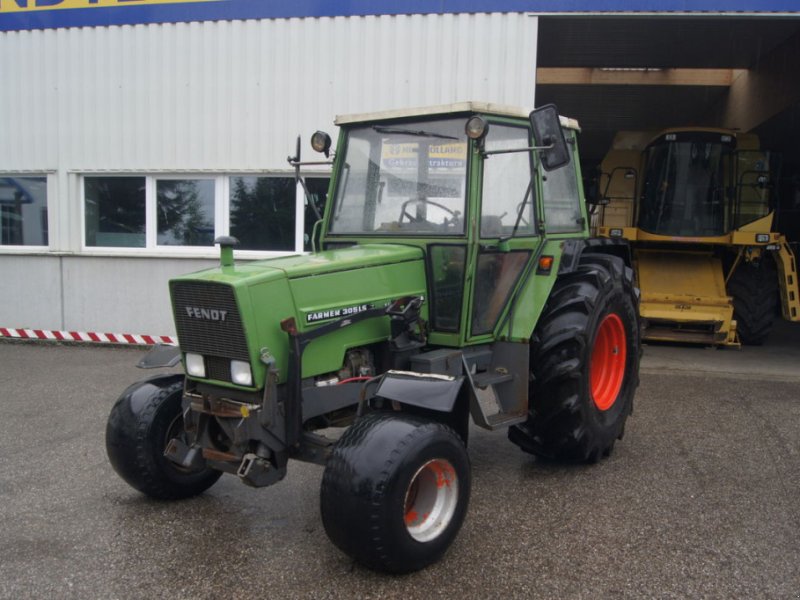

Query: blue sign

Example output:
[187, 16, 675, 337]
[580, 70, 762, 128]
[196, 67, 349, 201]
[1, 0, 798, 32]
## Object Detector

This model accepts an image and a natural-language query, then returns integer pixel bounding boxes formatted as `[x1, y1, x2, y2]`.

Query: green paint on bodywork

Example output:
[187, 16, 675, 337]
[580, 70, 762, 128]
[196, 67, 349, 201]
[504, 239, 562, 341]
[171, 244, 426, 388]
[503, 134, 590, 341]
[170, 106, 593, 393]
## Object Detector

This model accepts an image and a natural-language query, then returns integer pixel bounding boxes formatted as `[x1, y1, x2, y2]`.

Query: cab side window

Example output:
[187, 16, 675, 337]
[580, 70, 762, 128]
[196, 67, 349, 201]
[480, 125, 536, 238]
[541, 130, 583, 233]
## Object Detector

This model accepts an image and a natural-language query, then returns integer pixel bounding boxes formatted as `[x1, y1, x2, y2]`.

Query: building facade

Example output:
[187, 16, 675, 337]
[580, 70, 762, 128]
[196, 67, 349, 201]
[0, 1, 795, 339]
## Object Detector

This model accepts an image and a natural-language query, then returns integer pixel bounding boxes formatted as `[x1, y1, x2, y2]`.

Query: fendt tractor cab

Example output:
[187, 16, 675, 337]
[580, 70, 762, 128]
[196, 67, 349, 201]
[594, 128, 799, 346]
[106, 103, 641, 573]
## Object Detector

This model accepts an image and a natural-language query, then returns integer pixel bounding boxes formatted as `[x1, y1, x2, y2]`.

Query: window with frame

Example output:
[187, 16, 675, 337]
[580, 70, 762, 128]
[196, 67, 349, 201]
[85, 176, 146, 248]
[229, 176, 296, 251]
[471, 250, 530, 335]
[329, 119, 467, 236]
[481, 125, 536, 238]
[541, 131, 584, 234]
[1, 175, 48, 247]
[303, 177, 329, 251]
[83, 174, 329, 252]
[157, 178, 216, 247]
[429, 244, 467, 332]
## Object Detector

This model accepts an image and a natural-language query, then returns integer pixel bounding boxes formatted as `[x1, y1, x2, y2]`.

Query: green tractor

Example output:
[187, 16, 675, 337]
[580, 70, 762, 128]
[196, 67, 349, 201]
[106, 102, 641, 573]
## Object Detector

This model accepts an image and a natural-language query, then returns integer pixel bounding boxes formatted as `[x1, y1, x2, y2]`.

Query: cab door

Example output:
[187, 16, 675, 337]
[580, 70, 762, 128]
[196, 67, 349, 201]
[467, 122, 543, 342]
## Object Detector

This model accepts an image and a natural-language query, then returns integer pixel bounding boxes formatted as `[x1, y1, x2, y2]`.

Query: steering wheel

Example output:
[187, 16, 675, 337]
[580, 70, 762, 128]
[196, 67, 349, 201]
[399, 198, 458, 225]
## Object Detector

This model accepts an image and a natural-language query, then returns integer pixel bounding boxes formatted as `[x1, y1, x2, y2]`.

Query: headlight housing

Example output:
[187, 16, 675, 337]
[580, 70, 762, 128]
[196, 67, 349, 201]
[231, 360, 253, 387]
[185, 352, 206, 378]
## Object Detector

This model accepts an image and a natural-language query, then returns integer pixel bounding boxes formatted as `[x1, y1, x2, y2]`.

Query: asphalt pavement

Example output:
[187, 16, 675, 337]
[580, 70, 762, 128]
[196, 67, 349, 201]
[1, 323, 799, 599]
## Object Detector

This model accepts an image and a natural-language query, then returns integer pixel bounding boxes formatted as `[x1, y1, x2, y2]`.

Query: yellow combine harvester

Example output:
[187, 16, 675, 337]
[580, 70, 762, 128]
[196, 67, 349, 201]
[593, 127, 799, 346]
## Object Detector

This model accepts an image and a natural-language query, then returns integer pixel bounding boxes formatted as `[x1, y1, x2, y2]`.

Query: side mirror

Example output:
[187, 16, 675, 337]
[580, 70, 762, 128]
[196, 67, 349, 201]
[529, 104, 570, 171]
[583, 178, 609, 206]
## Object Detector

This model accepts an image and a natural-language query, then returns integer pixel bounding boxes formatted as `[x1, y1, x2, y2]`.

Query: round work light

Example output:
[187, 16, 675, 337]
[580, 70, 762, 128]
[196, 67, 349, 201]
[465, 116, 489, 140]
[311, 131, 332, 156]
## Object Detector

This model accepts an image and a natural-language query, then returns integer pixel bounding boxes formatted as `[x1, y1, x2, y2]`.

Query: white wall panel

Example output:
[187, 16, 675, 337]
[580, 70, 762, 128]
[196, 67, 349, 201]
[0, 255, 216, 335]
[60, 256, 217, 334]
[0, 13, 537, 173]
[0, 13, 538, 335]
[0, 256, 63, 330]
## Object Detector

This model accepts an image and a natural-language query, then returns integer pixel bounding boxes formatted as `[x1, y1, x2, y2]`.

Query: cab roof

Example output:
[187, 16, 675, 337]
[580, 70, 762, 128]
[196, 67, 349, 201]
[335, 101, 581, 131]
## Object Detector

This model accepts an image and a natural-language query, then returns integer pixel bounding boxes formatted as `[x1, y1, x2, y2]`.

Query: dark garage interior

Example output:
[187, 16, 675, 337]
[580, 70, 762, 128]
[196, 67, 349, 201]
[536, 15, 800, 241]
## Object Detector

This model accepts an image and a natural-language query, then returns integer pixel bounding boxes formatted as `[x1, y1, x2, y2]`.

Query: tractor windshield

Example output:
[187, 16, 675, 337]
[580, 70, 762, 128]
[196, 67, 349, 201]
[329, 119, 468, 236]
[638, 132, 735, 237]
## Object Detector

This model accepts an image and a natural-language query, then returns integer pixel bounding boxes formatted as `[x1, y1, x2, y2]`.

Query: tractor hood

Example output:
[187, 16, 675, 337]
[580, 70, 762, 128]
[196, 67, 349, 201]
[169, 244, 428, 389]
[175, 243, 424, 286]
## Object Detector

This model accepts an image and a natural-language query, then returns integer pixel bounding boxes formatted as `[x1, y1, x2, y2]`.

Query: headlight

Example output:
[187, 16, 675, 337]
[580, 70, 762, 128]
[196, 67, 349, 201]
[185, 353, 206, 378]
[231, 360, 253, 386]
[755, 233, 770, 243]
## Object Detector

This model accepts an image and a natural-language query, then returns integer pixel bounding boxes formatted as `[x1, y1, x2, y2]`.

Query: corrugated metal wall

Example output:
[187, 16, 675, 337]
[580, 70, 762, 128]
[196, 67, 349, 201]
[0, 13, 537, 173]
[0, 12, 538, 335]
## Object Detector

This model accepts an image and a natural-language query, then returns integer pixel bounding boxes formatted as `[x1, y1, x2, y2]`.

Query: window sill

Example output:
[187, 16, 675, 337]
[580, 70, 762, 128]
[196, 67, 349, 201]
[0, 247, 304, 260]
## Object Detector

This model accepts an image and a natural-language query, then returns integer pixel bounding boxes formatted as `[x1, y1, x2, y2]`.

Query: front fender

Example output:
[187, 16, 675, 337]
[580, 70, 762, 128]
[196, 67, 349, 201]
[106, 374, 186, 477]
[374, 371, 465, 412]
[112, 374, 186, 416]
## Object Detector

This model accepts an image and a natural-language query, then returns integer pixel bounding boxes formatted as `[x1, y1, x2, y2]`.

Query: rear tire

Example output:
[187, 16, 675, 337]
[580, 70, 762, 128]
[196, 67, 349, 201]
[320, 413, 470, 573]
[728, 258, 778, 346]
[106, 376, 222, 500]
[509, 254, 640, 462]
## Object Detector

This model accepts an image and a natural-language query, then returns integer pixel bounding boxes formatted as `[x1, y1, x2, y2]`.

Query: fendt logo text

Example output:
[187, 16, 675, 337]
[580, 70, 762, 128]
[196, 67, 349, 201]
[185, 306, 228, 322]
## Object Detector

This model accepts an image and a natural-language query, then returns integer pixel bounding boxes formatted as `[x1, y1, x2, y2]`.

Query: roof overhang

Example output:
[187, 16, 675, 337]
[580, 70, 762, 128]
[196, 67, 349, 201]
[335, 101, 581, 131]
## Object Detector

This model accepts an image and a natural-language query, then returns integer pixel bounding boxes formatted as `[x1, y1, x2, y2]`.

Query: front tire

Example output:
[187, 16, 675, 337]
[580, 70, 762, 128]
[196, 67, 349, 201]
[509, 253, 640, 462]
[728, 258, 778, 345]
[106, 375, 222, 500]
[320, 413, 470, 573]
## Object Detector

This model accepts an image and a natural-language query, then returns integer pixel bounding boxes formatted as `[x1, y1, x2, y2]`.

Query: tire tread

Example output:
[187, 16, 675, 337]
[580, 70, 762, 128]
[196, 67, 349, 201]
[509, 253, 640, 462]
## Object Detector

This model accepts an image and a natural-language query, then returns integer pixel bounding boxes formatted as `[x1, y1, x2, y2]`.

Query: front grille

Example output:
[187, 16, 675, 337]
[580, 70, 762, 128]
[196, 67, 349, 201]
[205, 356, 232, 382]
[171, 281, 250, 364]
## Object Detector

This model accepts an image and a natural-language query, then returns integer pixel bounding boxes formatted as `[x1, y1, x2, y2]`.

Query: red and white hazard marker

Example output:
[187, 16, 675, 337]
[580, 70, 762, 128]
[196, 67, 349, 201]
[0, 327, 176, 346]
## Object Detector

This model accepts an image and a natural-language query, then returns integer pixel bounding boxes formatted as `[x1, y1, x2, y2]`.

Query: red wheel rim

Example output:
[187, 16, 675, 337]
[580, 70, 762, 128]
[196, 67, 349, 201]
[590, 313, 627, 411]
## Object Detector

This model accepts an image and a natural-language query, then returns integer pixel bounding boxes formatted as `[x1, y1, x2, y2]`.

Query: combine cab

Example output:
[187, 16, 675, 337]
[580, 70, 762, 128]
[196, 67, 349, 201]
[594, 128, 800, 345]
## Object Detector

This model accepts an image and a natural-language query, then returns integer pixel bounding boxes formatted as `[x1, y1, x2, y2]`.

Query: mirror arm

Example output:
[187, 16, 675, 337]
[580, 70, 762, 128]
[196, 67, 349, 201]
[288, 159, 335, 167]
[481, 144, 553, 157]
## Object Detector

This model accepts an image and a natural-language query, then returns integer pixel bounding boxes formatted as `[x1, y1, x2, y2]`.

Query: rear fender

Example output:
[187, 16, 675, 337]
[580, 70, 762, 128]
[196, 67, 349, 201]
[559, 238, 633, 274]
